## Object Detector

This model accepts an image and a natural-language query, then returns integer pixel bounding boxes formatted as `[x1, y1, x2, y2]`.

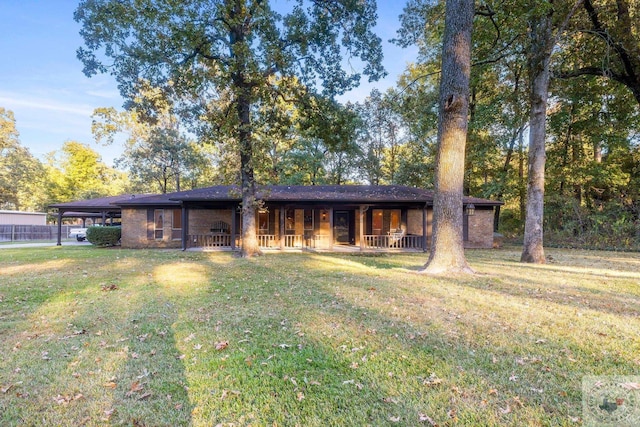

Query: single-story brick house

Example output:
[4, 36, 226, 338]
[51, 185, 502, 251]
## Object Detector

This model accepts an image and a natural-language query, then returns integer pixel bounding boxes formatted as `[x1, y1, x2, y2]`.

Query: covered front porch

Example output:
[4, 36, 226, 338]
[182, 204, 430, 252]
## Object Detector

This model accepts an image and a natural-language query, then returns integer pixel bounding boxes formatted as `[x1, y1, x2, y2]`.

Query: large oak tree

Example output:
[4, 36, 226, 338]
[422, 0, 475, 274]
[75, 0, 384, 256]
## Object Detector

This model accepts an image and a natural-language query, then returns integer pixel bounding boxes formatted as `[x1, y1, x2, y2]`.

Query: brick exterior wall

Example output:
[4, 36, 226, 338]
[121, 205, 496, 250]
[465, 207, 494, 248]
[121, 207, 182, 249]
[407, 208, 433, 244]
[121, 208, 147, 249]
[406, 207, 495, 249]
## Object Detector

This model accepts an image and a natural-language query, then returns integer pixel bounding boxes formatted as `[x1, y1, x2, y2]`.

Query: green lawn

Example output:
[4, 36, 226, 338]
[0, 246, 638, 426]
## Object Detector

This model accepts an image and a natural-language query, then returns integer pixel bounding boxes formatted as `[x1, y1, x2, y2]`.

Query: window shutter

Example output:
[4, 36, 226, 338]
[147, 209, 154, 240]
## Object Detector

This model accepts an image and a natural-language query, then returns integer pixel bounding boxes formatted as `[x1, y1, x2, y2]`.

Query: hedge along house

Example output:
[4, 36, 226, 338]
[114, 185, 502, 252]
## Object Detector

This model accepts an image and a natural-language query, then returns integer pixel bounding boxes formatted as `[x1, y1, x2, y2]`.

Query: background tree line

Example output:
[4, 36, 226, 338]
[1, 0, 638, 252]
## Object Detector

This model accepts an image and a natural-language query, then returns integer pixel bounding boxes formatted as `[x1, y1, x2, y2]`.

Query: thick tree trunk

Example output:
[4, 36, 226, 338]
[521, 9, 553, 264]
[237, 89, 261, 257]
[229, 7, 261, 257]
[422, 0, 474, 275]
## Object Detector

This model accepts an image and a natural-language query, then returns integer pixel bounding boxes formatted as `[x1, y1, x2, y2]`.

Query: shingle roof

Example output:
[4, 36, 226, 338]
[121, 185, 502, 206]
[49, 194, 155, 211]
[174, 185, 435, 203]
[51, 185, 503, 210]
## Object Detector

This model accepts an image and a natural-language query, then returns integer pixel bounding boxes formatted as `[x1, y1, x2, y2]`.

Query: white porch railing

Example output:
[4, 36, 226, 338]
[188, 233, 424, 251]
[363, 234, 423, 249]
[189, 234, 232, 249]
[257, 234, 277, 248]
[285, 234, 304, 248]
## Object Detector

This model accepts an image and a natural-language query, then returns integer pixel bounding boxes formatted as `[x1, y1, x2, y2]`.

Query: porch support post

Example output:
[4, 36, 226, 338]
[422, 204, 428, 252]
[101, 211, 107, 226]
[181, 204, 188, 251]
[329, 207, 334, 250]
[56, 210, 63, 246]
[279, 206, 285, 250]
[231, 205, 237, 250]
[359, 205, 365, 251]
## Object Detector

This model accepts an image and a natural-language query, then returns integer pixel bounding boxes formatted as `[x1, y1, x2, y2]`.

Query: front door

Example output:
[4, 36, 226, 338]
[334, 210, 351, 244]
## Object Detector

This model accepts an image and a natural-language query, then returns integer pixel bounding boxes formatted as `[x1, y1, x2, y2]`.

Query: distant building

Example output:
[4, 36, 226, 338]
[0, 210, 47, 225]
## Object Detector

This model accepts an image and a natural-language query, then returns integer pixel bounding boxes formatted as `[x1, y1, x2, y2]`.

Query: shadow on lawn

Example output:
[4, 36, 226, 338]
[190, 260, 441, 424]
[0, 249, 195, 426]
[299, 259, 640, 422]
[469, 261, 640, 318]
[329, 250, 640, 318]
[189, 254, 586, 425]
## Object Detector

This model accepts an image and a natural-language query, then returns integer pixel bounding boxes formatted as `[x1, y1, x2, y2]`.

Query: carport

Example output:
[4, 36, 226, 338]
[48, 194, 149, 245]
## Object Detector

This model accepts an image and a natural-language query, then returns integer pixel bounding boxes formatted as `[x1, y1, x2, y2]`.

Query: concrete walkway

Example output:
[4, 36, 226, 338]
[0, 241, 91, 249]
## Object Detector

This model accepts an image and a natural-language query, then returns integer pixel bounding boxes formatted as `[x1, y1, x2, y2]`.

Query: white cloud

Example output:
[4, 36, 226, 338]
[85, 89, 120, 99]
[0, 93, 93, 117]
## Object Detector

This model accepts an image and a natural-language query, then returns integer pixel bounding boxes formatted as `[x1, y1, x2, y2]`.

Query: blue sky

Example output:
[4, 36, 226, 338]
[0, 1, 417, 167]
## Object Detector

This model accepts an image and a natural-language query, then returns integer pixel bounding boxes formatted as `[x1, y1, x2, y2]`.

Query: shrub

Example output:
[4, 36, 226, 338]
[86, 226, 121, 247]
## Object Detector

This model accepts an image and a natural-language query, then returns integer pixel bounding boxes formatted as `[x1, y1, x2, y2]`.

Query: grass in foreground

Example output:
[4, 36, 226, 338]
[0, 246, 639, 426]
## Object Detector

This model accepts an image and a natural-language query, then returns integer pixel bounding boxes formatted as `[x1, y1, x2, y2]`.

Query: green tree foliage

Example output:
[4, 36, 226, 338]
[0, 108, 47, 211]
[92, 101, 215, 195]
[557, 0, 640, 105]
[75, 0, 384, 256]
[353, 89, 406, 185]
[544, 75, 640, 249]
[396, 0, 640, 251]
[45, 141, 128, 203]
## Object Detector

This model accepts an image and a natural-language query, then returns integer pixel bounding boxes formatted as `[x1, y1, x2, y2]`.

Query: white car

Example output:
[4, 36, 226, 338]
[69, 228, 88, 241]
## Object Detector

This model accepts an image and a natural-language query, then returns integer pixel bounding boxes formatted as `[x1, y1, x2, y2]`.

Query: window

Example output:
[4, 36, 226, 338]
[172, 209, 182, 229]
[390, 209, 401, 231]
[304, 209, 314, 231]
[171, 209, 182, 240]
[154, 209, 164, 239]
[286, 208, 295, 232]
[258, 209, 269, 235]
[372, 209, 384, 235]
[372, 209, 402, 234]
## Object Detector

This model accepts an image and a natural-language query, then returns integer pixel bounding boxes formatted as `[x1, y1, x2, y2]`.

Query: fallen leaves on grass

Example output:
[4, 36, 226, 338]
[102, 408, 115, 421]
[220, 389, 241, 400]
[423, 373, 443, 387]
[419, 413, 438, 425]
[54, 393, 84, 405]
[126, 381, 144, 397]
[1, 383, 20, 394]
